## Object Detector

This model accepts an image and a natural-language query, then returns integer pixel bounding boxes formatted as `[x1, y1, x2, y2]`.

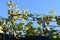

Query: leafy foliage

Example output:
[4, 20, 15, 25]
[55, 16, 60, 25]
[0, 0, 60, 39]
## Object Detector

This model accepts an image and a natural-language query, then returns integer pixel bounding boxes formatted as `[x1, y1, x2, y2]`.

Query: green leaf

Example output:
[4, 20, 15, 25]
[27, 14, 30, 16]
[29, 26, 34, 30]
[46, 21, 49, 25]
[22, 15, 28, 20]
[36, 18, 42, 21]
[52, 34, 57, 38]
[16, 23, 24, 31]
[37, 27, 41, 31]
[37, 21, 41, 25]
[50, 10, 54, 13]
[18, 23, 24, 27]
[24, 9, 28, 14]
[11, 19, 16, 24]
[15, 10, 20, 14]
[8, 10, 10, 14]
[56, 17, 60, 25]
[26, 22, 33, 27]
[26, 26, 35, 35]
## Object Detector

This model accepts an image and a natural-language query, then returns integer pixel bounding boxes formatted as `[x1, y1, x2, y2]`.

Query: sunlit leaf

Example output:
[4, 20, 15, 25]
[0, 26, 3, 30]
[22, 15, 28, 20]
[0, 30, 4, 33]
[7, 1, 12, 6]
[52, 34, 57, 38]
[15, 9, 20, 14]
[24, 27, 29, 30]
[50, 10, 56, 14]
[2, 23, 7, 27]
[24, 9, 28, 14]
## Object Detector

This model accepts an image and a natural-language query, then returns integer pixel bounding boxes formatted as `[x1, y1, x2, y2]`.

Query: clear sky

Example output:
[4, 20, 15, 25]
[0, 0, 60, 30]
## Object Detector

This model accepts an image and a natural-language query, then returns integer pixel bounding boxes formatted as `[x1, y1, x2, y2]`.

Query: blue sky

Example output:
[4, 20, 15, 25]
[0, 0, 60, 30]
[0, 0, 60, 18]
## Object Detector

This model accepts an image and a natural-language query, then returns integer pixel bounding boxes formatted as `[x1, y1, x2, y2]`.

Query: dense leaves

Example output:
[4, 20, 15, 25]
[0, 0, 60, 39]
[25, 22, 33, 27]
[55, 17, 60, 25]
[16, 23, 24, 31]
[43, 16, 53, 25]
